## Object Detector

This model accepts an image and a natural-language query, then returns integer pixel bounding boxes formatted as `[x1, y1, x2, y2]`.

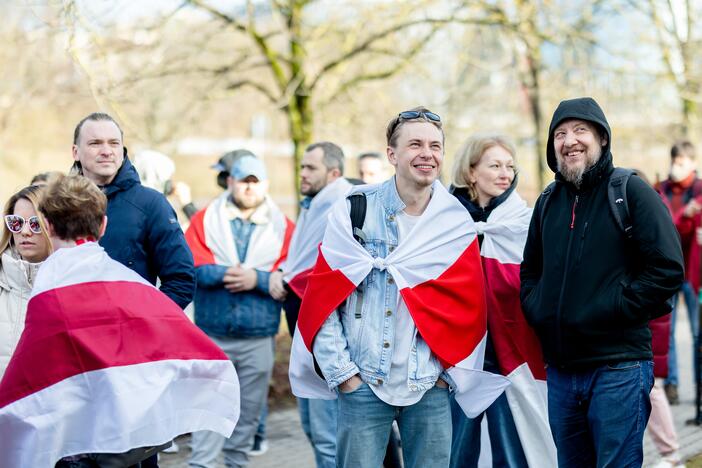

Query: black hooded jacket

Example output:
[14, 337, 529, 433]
[520, 97, 684, 368]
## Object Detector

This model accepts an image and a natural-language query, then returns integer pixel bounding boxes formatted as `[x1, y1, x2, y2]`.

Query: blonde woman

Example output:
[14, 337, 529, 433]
[449, 134, 555, 468]
[0, 185, 51, 378]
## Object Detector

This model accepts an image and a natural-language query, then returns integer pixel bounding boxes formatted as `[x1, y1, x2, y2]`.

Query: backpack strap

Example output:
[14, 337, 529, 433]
[538, 181, 557, 233]
[348, 193, 367, 245]
[608, 168, 636, 239]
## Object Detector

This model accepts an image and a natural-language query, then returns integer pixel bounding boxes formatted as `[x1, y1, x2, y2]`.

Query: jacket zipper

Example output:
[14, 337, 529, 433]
[556, 195, 578, 361]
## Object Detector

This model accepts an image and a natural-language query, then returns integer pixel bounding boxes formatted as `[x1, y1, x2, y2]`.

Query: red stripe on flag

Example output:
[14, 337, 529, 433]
[482, 258, 546, 380]
[288, 268, 313, 299]
[298, 251, 356, 351]
[272, 218, 295, 272]
[0, 281, 226, 408]
[185, 209, 216, 267]
[401, 239, 487, 367]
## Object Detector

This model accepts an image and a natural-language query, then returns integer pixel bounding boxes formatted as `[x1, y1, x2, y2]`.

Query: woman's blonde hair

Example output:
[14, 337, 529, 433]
[0, 185, 52, 257]
[451, 133, 517, 202]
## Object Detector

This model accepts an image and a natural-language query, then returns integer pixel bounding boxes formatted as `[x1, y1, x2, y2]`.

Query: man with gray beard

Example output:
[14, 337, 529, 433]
[520, 97, 684, 467]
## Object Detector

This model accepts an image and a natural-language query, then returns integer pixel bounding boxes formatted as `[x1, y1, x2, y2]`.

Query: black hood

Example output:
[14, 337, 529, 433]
[546, 97, 611, 174]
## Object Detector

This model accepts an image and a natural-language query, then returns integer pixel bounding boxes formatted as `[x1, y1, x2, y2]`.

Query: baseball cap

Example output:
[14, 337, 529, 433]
[231, 156, 267, 181]
[210, 149, 257, 173]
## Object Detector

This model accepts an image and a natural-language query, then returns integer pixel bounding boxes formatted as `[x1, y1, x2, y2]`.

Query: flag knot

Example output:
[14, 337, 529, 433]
[372, 257, 387, 271]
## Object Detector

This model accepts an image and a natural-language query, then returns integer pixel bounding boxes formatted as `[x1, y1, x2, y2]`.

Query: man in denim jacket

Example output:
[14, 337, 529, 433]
[312, 108, 454, 467]
[185, 155, 293, 468]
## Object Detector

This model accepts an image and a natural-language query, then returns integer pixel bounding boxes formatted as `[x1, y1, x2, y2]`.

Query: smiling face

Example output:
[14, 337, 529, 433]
[72, 119, 124, 186]
[468, 145, 515, 206]
[553, 119, 607, 186]
[387, 121, 443, 192]
[11, 198, 49, 263]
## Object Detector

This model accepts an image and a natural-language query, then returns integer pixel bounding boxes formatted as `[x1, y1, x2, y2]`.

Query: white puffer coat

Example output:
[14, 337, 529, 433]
[0, 248, 42, 379]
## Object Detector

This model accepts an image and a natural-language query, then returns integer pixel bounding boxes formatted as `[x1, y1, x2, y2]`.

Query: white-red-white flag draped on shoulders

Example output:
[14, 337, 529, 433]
[283, 177, 352, 298]
[0, 243, 240, 468]
[289, 181, 509, 416]
[477, 190, 556, 468]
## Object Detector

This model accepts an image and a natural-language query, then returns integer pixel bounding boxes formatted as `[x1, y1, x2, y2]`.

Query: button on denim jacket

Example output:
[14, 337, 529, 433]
[312, 178, 444, 391]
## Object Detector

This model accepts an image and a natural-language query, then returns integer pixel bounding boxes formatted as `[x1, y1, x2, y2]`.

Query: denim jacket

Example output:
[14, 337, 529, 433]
[194, 214, 280, 338]
[312, 178, 444, 391]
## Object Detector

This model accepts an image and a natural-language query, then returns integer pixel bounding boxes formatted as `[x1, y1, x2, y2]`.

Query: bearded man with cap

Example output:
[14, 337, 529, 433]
[185, 155, 294, 468]
[520, 97, 684, 467]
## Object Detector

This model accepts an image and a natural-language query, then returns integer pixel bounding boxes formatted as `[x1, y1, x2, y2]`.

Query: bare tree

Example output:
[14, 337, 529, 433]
[455, 0, 603, 189]
[179, 0, 469, 194]
[631, 0, 702, 135]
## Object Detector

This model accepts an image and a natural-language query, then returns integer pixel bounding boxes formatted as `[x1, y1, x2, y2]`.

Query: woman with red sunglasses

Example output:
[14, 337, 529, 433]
[0, 184, 51, 379]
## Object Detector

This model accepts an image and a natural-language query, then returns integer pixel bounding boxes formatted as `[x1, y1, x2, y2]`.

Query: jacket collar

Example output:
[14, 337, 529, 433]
[379, 176, 408, 215]
[0, 248, 42, 291]
[102, 156, 141, 196]
[451, 176, 517, 221]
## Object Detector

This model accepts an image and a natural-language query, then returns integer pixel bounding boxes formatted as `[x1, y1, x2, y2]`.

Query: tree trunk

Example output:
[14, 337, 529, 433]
[288, 93, 313, 207]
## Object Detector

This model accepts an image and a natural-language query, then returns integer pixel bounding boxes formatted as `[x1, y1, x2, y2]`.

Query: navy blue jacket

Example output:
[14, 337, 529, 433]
[99, 157, 196, 309]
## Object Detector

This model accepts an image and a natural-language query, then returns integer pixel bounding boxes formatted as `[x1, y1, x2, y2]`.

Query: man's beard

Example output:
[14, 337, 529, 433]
[234, 195, 264, 210]
[557, 159, 586, 187]
[557, 152, 600, 188]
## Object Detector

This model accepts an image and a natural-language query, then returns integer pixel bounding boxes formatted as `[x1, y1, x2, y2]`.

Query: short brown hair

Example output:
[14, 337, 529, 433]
[671, 140, 696, 160]
[73, 112, 123, 145]
[40, 174, 107, 240]
[385, 106, 443, 148]
[451, 134, 517, 202]
[0, 185, 52, 256]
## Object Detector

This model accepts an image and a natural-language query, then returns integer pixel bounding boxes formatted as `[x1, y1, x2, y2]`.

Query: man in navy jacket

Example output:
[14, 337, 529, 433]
[70, 112, 195, 468]
[71, 112, 195, 310]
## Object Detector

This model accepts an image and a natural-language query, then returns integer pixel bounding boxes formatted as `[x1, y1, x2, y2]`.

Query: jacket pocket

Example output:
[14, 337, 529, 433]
[576, 221, 588, 265]
[521, 282, 542, 326]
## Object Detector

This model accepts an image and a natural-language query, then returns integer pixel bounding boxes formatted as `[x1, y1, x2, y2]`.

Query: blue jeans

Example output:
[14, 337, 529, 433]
[547, 361, 653, 468]
[337, 383, 451, 468]
[666, 281, 699, 386]
[449, 391, 527, 468]
[298, 398, 338, 468]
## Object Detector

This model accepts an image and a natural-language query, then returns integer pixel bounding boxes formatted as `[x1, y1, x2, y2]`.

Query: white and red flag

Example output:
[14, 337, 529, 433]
[289, 181, 509, 416]
[283, 177, 352, 298]
[476, 190, 556, 467]
[186, 192, 294, 270]
[0, 242, 240, 468]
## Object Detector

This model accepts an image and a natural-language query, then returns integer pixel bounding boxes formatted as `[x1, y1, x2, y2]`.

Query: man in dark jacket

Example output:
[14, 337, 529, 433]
[71, 112, 195, 310]
[520, 97, 684, 467]
[71, 112, 196, 468]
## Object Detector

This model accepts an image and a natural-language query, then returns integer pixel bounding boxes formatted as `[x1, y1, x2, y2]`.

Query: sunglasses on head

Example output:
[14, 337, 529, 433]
[4, 215, 42, 234]
[389, 110, 442, 137]
[398, 110, 441, 122]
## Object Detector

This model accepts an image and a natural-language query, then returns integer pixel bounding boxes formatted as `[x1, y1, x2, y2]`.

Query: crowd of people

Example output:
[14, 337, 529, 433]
[0, 96, 698, 468]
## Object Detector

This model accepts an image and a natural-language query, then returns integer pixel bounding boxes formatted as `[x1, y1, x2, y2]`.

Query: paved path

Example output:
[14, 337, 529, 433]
[159, 405, 313, 468]
[160, 305, 702, 467]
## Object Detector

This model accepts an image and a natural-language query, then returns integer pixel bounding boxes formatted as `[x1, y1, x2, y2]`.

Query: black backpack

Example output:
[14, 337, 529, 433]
[348, 193, 368, 244]
[538, 168, 636, 239]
